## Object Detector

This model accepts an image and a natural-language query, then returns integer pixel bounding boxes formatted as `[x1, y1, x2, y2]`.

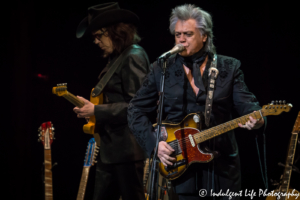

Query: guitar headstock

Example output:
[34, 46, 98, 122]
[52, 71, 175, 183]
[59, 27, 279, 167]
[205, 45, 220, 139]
[83, 138, 99, 167]
[292, 111, 300, 133]
[52, 83, 68, 96]
[38, 121, 55, 149]
[261, 100, 292, 116]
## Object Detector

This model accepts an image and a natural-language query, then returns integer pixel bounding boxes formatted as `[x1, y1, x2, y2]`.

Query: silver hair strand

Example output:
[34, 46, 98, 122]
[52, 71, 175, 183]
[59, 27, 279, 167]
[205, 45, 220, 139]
[169, 4, 216, 54]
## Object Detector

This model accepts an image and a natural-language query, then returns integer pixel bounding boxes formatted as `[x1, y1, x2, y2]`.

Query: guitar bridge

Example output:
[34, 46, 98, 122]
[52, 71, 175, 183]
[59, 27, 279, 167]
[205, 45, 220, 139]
[164, 159, 187, 172]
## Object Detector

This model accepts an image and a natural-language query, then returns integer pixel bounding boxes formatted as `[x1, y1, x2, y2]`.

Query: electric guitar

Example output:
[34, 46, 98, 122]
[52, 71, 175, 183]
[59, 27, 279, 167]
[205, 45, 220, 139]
[266, 111, 300, 200]
[52, 83, 102, 145]
[38, 121, 55, 200]
[77, 138, 99, 200]
[155, 101, 293, 180]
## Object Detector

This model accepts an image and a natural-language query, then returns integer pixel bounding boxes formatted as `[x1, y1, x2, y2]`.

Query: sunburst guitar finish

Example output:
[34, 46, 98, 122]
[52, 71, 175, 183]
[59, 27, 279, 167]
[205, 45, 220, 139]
[156, 101, 292, 180]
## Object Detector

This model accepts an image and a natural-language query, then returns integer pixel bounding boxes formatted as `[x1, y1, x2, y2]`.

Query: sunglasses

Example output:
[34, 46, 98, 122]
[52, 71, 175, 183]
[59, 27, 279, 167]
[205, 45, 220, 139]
[93, 31, 106, 41]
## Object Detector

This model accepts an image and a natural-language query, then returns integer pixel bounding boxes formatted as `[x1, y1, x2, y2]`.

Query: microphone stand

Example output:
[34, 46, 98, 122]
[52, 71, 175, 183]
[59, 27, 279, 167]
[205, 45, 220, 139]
[149, 56, 168, 200]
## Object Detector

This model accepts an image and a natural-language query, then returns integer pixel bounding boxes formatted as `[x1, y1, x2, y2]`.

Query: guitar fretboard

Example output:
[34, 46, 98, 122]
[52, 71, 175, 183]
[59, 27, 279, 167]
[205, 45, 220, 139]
[44, 149, 53, 200]
[279, 133, 298, 198]
[77, 167, 90, 200]
[194, 111, 263, 144]
[63, 92, 85, 108]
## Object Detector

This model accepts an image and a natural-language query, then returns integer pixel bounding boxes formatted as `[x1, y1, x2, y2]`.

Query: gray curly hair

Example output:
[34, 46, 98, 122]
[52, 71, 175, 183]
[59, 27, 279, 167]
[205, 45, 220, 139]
[169, 4, 216, 54]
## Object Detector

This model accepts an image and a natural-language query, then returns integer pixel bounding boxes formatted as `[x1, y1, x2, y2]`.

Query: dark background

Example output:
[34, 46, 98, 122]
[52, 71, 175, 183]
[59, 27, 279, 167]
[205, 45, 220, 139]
[3, 0, 300, 199]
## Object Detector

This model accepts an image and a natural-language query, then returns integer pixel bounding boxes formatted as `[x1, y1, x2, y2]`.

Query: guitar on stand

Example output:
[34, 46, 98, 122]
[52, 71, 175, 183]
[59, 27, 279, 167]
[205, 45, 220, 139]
[38, 121, 55, 200]
[77, 138, 99, 200]
[144, 158, 151, 199]
[52, 83, 102, 146]
[155, 101, 293, 180]
[266, 111, 300, 200]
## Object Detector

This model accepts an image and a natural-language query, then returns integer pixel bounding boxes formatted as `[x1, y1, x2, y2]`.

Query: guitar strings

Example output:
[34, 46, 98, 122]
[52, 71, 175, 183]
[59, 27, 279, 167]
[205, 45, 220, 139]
[165, 113, 258, 149]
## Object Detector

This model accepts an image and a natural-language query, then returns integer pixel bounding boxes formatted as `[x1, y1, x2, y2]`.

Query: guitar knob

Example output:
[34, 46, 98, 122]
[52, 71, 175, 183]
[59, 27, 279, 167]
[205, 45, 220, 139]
[193, 115, 200, 123]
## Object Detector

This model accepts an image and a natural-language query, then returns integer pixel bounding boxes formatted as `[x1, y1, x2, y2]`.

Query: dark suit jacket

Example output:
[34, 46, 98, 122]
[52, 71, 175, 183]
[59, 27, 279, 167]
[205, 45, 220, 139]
[95, 44, 150, 164]
[127, 53, 263, 195]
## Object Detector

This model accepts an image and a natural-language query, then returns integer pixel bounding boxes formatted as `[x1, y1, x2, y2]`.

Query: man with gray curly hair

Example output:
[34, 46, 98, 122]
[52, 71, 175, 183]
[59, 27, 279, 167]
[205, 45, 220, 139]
[128, 4, 264, 200]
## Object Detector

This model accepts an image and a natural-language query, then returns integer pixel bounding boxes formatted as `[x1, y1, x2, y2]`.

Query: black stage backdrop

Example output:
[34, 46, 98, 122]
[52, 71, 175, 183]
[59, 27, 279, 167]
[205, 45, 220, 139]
[3, 0, 300, 199]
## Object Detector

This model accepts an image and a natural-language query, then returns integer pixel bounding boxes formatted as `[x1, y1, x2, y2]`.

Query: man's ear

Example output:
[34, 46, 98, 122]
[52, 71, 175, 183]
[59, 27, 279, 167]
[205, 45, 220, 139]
[203, 34, 208, 42]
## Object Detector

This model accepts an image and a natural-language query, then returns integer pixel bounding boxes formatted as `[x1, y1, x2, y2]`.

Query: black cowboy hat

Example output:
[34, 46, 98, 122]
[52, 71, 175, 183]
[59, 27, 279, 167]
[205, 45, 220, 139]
[76, 2, 139, 38]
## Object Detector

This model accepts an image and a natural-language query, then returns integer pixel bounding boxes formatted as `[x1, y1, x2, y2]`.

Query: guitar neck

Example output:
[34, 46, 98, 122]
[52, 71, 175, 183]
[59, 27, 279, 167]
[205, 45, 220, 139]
[143, 158, 150, 192]
[44, 149, 53, 200]
[280, 133, 298, 194]
[76, 166, 90, 200]
[62, 91, 85, 108]
[194, 110, 263, 144]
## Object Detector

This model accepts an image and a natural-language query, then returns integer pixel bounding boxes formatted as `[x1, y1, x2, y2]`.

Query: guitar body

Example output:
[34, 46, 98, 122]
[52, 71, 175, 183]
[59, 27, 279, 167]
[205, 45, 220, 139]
[265, 189, 300, 200]
[82, 90, 103, 135]
[158, 113, 213, 180]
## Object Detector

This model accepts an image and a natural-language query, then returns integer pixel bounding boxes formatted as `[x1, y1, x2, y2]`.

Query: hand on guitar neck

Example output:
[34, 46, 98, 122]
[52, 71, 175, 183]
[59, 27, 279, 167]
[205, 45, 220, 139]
[73, 96, 95, 118]
[238, 111, 265, 130]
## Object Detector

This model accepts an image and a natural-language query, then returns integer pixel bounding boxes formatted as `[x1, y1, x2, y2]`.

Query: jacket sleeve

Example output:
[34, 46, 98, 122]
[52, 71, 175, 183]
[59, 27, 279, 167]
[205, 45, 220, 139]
[232, 60, 265, 118]
[127, 64, 160, 157]
[94, 50, 149, 124]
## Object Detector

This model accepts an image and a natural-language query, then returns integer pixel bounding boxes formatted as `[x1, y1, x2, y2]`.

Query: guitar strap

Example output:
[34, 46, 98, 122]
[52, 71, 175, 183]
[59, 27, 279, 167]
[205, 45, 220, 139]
[204, 54, 218, 127]
[92, 44, 137, 97]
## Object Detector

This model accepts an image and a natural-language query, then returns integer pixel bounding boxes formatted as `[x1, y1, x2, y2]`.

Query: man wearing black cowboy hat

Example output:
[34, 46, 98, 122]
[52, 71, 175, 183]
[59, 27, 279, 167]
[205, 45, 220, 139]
[73, 2, 150, 200]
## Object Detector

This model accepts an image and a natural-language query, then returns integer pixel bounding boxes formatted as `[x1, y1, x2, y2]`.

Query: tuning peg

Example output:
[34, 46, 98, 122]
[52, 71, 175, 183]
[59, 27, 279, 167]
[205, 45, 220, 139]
[271, 101, 274, 105]
[38, 127, 41, 132]
[94, 161, 98, 163]
[283, 100, 286, 104]
[275, 100, 278, 104]
[279, 100, 282, 104]
[38, 138, 41, 142]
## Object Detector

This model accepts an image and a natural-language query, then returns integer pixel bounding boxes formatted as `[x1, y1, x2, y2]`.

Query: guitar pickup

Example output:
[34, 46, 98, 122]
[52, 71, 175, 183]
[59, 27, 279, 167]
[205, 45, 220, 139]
[164, 159, 187, 172]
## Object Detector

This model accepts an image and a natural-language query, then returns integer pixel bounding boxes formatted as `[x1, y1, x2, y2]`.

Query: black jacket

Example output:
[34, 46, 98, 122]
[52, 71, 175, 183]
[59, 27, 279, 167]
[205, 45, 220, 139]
[127, 54, 263, 195]
[95, 44, 150, 164]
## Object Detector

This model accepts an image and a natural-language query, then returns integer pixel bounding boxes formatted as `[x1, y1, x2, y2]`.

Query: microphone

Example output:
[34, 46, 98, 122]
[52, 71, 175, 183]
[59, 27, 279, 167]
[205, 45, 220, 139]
[159, 44, 185, 59]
